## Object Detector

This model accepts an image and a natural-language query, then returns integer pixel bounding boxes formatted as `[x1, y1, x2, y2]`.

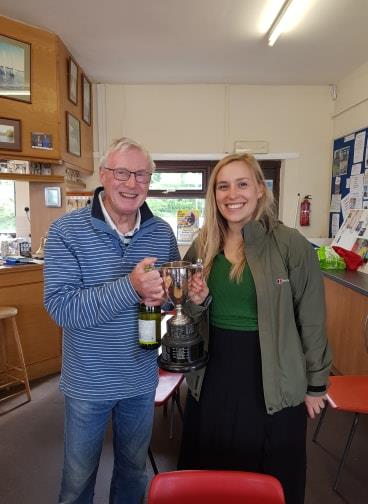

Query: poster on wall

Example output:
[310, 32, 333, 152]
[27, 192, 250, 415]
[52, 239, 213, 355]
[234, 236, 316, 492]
[177, 209, 199, 243]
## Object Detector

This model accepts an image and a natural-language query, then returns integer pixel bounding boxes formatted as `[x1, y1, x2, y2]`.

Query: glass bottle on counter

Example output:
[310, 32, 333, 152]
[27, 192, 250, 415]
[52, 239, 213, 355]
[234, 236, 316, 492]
[138, 303, 161, 349]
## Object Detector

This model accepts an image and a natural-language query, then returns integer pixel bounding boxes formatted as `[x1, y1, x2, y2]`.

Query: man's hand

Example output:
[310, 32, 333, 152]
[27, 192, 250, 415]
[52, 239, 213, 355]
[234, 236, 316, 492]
[130, 257, 164, 305]
[304, 394, 327, 419]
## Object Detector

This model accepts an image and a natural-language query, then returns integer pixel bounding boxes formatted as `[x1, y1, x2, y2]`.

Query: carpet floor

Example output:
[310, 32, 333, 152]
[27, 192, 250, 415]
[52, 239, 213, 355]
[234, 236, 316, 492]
[0, 374, 367, 503]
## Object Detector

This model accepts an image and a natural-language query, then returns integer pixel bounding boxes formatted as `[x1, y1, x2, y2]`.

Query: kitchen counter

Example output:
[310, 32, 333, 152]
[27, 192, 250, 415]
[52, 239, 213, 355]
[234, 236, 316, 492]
[322, 269, 368, 375]
[322, 269, 368, 297]
[0, 262, 61, 381]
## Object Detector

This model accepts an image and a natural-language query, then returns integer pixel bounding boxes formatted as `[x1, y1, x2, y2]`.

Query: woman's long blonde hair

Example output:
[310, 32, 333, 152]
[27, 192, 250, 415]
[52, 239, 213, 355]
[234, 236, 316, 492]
[196, 153, 276, 282]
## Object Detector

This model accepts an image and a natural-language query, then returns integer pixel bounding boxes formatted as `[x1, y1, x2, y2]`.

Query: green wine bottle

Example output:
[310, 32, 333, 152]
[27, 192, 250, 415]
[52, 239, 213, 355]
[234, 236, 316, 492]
[138, 304, 161, 349]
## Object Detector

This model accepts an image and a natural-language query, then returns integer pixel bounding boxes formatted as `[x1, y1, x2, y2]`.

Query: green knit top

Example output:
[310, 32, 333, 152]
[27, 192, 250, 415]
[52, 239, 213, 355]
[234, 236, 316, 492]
[207, 253, 258, 331]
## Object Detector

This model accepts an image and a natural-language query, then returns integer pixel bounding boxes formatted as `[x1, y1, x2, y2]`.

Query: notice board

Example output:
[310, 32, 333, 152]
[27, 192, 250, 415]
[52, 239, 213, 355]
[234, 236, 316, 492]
[329, 126, 368, 237]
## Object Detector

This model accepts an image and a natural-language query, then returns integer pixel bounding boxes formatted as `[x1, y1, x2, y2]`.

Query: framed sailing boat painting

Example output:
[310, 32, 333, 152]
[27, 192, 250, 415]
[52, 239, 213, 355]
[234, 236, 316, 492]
[0, 34, 31, 103]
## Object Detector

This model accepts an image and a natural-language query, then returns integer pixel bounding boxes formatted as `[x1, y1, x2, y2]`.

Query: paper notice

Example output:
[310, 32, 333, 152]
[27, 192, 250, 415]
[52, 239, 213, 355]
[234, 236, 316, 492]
[344, 133, 355, 142]
[341, 194, 350, 220]
[330, 194, 341, 213]
[331, 214, 340, 238]
[350, 173, 363, 194]
[351, 163, 362, 175]
[353, 131, 366, 164]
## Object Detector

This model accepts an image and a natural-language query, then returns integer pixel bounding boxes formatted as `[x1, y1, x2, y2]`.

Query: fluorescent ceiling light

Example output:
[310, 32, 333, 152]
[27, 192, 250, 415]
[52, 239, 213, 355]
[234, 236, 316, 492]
[267, 0, 310, 47]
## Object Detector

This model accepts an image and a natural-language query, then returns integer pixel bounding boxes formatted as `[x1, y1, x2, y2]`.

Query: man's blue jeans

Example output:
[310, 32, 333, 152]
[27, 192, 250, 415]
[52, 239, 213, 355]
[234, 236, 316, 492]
[59, 391, 155, 504]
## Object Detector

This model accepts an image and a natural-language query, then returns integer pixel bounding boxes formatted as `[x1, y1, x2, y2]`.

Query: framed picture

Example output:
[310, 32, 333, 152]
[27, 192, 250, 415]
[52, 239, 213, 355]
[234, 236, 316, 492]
[0, 34, 31, 103]
[44, 187, 61, 208]
[0, 117, 21, 151]
[82, 74, 91, 125]
[66, 112, 81, 157]
[31, 132, 53, 150]
[68, 56, 78, 105]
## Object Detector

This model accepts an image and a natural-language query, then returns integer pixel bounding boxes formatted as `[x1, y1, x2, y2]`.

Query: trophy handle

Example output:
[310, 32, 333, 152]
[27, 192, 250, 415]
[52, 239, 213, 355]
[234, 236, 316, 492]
[189, 258, 203, 276]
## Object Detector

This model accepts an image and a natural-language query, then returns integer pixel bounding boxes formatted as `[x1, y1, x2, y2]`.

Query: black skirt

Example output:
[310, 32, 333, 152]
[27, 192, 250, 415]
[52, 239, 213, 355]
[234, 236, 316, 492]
[178, 325, 267, 470]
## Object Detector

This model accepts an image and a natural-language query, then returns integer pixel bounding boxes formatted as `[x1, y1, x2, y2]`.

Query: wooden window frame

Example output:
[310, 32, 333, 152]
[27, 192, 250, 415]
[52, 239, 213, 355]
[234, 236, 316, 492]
[149, 161, 216, 198]
[149, 159, 281, 213]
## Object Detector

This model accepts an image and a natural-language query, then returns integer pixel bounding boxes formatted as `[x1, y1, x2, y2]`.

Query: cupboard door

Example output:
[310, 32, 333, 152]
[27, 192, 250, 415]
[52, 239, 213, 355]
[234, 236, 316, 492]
[324, 278, 368, 374]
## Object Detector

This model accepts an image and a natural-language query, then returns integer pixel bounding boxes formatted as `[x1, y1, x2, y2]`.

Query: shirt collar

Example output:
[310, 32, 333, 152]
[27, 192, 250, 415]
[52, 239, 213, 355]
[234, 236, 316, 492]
[98, 191, 141, 240]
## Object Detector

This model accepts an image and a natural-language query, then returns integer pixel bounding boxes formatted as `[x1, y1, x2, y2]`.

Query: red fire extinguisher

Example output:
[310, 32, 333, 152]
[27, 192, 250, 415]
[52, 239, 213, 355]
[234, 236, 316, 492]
[300, 195, 311, 226]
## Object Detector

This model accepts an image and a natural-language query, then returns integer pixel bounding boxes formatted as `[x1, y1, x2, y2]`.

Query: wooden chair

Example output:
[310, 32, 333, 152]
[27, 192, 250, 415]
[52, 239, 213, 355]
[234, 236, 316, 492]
[148, 369, 184, 474]
[148, 470, 285, 504]
[313, 375, 368, 491]
[0, 306, 31, 409]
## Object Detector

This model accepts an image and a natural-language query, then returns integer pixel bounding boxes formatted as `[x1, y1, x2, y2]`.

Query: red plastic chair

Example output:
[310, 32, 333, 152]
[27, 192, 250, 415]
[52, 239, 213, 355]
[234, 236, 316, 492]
[313, 375, 368, 491]
[148, 369, 184, 474]
[147, 470, 285, 504]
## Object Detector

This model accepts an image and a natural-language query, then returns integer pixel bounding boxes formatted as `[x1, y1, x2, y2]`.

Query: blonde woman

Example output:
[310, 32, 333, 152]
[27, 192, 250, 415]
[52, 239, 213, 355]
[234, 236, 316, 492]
[178, 153, 331, 504]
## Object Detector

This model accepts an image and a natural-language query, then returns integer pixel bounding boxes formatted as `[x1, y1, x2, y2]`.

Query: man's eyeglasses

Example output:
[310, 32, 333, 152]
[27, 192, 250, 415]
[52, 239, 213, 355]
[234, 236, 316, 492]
[102, 167, 152, 184]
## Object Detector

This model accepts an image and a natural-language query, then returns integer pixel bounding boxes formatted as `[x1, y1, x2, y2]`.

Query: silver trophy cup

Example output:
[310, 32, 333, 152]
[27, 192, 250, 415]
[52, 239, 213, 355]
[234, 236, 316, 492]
[158, 260, 208, 372]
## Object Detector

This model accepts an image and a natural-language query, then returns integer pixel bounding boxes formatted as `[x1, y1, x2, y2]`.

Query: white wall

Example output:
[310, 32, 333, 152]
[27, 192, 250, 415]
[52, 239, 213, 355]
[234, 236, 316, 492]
[90, 83, 335, 237]
[333, 61, 368, 139]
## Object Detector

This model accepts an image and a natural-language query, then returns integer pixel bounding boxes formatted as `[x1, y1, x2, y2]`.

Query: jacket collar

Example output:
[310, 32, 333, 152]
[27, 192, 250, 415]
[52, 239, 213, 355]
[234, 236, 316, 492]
[242, 219, 268, 246]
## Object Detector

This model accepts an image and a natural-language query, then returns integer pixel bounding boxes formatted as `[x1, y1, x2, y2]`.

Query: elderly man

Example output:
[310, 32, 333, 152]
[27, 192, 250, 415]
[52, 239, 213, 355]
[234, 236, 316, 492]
[44, 138, 180, 503]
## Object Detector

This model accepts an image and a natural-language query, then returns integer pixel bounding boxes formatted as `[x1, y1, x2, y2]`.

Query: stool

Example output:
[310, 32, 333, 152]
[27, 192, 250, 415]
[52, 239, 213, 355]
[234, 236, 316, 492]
[0, 306, 31, 406]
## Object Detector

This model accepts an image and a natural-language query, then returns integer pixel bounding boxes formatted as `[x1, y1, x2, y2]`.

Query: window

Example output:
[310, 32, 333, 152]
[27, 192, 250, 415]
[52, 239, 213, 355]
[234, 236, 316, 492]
[0, 180, 16, 234]
[148, 161, 214, 243]
[148, 159, 281, 243]
[150, 171, 203, 192]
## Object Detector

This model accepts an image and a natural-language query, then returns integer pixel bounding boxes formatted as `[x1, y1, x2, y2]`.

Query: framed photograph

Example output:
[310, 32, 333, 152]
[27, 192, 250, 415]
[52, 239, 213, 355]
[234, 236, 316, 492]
[31, 132, 53, 150]
[0, 34, 31, 103]
[68, 57, 78, 105]
[66, 112, 81, 157]
[0, 117, 21, 151]
[44, 187, 61, 208]
[82, 74, 91, 125]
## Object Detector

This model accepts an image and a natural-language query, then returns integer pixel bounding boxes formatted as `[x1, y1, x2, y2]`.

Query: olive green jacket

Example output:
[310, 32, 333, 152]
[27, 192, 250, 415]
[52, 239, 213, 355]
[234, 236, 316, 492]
[183, 220, 332, 415]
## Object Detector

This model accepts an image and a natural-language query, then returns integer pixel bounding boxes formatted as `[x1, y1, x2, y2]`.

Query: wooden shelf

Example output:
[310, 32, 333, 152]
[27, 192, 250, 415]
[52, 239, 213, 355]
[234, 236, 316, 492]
[0, 152, 62, 164]
[63, 161, 93, 175]
[66, 190, 93, 196]
[0, 173, 64, 183]
[65, 180, 87, 190]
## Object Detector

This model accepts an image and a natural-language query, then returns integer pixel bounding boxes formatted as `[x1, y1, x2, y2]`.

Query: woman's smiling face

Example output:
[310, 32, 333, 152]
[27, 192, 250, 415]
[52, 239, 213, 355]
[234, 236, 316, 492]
[215, 160, 264, 228]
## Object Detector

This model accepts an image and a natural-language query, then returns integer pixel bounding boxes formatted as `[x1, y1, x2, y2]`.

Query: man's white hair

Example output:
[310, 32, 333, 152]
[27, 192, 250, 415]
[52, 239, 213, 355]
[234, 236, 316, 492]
[100, 137, 156, 171]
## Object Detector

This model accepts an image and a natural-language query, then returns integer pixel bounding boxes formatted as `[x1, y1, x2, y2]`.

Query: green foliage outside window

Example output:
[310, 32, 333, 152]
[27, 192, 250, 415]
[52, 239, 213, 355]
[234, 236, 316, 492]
[0, 181, 16, 233]
[147, 198, 205, 241]
[148, 198, 204, 218]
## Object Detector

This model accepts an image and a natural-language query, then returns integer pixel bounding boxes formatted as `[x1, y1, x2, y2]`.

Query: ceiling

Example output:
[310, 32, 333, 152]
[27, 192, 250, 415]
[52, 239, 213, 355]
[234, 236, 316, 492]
[1, 0, 367, 85]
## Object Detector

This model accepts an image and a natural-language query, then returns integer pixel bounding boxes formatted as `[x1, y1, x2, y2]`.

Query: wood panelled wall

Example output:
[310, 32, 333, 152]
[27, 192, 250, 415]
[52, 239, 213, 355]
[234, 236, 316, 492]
[57, 37, 93, 173]
[0, 16, 60, 162]
[0, 16, 93, 173]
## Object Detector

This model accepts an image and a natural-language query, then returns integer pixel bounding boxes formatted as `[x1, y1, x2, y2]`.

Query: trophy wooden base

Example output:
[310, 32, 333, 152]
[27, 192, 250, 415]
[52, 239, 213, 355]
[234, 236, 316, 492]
[157, 318, 208, 372]
[157, 351, 208, 373]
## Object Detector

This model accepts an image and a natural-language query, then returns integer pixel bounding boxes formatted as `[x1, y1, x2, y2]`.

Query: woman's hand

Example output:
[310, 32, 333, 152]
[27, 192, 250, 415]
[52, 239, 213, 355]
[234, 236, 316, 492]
[188, 272, 209, 305]
[304, 394, 327, 419]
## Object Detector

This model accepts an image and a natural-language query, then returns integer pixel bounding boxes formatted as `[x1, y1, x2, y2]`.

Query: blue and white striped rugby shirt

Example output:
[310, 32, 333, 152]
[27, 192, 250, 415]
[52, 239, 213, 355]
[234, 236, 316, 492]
[44, 187, 180, 400]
